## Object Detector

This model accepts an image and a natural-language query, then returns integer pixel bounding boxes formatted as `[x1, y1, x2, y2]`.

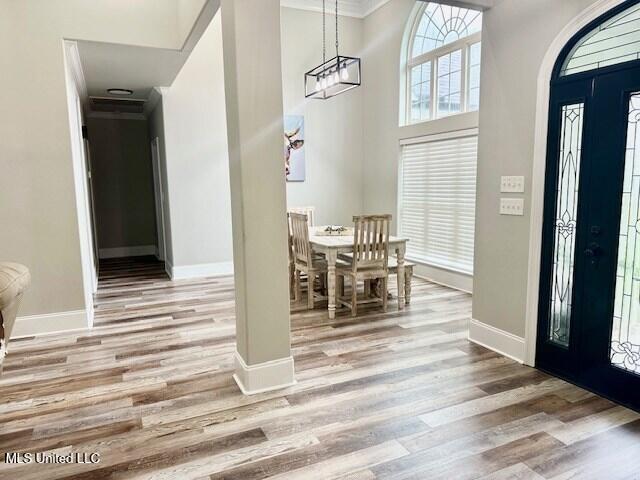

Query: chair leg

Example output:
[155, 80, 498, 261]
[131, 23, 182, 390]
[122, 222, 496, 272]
[337, 275, 344, 298]
[308, 272, 315, 310]
[351, 277, 357, 317]
[364, 279, 371, 298]
[295, 269, 301, 302]
[382, 277, 388, 313]
[289, 262, 295, 299]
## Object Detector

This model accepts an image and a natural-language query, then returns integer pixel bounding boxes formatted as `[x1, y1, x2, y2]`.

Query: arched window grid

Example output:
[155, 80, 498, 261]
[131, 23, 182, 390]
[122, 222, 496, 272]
[404, 3, 483, 125]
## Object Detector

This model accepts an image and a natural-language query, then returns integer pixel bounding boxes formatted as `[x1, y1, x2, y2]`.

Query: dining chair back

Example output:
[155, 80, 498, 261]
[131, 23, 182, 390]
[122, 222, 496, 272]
[289, 212, 314, 268]
[351, 214, 391, 274]
[288, 207, 315, 227]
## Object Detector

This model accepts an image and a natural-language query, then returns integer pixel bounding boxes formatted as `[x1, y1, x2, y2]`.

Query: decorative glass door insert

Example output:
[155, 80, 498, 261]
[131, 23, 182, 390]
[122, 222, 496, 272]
[611, 92, 640, 374]
[549, 103, 585, 347]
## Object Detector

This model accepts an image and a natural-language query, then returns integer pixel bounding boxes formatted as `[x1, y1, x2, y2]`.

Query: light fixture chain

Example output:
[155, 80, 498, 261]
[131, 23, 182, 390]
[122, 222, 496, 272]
[322, 0, 326, 63]
[335, 0, 339, 57]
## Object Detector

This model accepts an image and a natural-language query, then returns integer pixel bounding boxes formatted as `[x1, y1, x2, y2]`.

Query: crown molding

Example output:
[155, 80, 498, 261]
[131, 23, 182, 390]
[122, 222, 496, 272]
[280, 0, 391, 18]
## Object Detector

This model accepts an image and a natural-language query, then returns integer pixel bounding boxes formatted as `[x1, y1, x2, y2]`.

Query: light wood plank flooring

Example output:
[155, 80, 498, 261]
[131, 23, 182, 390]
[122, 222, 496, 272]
[1, 257, 639, 479]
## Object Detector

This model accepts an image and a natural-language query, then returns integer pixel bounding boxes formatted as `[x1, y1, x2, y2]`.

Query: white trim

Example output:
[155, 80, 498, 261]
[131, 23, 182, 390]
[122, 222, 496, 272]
[63, 40, 95, 329]
[64, 41, 88, 103]
[233, 351, 296, 395]
[412, 263, 473, 294]
[98, 245, 158, 259]
[469, 318, 526, 364]
[12, 310, 87, 339]
[399, 127, 479, 146]
[150, 137, 167, 262]
[143, 87, 164, 117]
[525, 0, 627, 367]
[164, 259, 174, 280]
[168, 261, 234, 280]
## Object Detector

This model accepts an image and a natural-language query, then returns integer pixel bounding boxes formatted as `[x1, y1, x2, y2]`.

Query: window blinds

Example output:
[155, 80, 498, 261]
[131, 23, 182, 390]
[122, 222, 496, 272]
[399, 132, 478, 274]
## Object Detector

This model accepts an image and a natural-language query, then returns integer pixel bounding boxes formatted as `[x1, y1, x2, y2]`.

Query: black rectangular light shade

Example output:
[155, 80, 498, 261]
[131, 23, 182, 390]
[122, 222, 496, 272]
[305, 55, 361, 99]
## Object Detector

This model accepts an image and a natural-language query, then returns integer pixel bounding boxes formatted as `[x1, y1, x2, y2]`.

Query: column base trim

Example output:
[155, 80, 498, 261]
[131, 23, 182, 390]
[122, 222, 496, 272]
[233, 351, 296, 395]
[468, 318, 525, 364]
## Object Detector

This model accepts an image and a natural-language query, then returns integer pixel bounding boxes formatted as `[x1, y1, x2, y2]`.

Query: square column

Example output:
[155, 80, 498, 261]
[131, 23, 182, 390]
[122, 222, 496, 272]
[220, 0, 294, 394]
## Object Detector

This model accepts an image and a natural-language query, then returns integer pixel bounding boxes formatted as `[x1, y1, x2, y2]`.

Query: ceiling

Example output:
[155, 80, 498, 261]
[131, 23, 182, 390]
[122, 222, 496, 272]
[77, 0, 218, 113]
[78, 41, 189, 101]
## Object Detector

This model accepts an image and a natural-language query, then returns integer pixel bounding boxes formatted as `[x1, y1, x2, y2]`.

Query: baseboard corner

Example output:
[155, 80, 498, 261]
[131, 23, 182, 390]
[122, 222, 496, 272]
[468, 318, 526, 364]
[170, 261, 234, 280]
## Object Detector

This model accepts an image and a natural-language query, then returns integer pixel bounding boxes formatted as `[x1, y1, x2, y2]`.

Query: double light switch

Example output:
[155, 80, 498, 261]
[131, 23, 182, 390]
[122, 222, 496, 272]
[500, 176, 525, 216]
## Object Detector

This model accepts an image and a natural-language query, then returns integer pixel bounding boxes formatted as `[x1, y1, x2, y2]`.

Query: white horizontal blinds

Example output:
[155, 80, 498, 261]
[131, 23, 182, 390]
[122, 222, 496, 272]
[399, 134, 478, 274]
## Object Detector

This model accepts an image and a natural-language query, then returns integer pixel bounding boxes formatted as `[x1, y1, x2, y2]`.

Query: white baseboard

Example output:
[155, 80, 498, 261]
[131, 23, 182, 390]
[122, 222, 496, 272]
[233, 351, 296, 395]
[99, 245, 157, 259]
[12, 310, 88, 338]
[168, 261, 234, 280]
[468, 318, 526, 364]
[410, 260, 473, 293]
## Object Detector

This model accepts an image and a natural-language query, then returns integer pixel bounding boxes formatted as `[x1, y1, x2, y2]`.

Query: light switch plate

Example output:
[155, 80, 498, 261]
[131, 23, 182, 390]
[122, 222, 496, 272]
[501, 176, 525, 193]
[500, 198, 525, 216]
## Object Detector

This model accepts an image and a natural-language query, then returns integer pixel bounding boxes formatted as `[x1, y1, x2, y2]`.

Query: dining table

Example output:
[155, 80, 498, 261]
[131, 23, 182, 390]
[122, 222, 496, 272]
[308, 227, 410, 319]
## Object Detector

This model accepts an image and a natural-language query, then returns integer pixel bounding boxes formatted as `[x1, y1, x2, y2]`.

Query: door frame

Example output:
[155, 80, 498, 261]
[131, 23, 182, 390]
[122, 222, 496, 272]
[525, 0, 631, 366]
[150, 137, 167, 262]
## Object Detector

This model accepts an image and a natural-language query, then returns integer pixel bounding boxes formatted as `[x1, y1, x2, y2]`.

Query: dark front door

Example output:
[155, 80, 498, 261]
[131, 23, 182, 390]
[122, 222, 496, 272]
[538, 63, 640, 411]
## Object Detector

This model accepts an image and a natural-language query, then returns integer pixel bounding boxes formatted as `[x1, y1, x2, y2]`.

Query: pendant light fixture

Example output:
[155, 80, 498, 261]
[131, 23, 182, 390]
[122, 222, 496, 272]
[304, 0, 361, 99]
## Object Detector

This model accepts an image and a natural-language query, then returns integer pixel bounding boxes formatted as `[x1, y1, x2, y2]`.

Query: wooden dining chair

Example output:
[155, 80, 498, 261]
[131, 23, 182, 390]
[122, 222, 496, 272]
[287, 207, 315, 227]
[336, 214, 391, 317]
[287, 207, 316, 300]
[289, 212, 327, 309]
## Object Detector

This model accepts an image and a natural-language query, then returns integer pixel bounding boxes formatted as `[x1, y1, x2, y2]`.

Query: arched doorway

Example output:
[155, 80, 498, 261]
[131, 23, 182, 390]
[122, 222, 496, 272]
[537, 0, 640, 410]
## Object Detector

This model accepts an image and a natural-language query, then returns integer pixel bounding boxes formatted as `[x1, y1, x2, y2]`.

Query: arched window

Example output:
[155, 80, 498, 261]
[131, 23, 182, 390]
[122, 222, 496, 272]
[560, 1, 640, 76]
[404, 3, 482, 124]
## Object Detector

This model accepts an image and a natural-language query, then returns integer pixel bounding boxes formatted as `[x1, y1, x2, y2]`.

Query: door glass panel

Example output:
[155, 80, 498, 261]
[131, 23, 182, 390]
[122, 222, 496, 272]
[549, 103, 585, 347]
[561, 2, 640, 77]
[611, 93, 640, 374]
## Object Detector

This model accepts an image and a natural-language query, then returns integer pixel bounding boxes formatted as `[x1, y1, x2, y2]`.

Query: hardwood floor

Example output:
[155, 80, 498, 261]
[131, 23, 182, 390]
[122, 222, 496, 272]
[1, 257, 639, 479]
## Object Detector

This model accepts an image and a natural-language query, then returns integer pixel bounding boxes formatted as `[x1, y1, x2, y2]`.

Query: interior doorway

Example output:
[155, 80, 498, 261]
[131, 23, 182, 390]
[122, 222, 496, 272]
[537, 0, 640, 411]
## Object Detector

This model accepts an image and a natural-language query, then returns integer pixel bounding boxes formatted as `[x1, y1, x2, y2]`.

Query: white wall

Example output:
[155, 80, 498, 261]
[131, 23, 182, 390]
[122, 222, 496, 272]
[473, 0, 600, 339]
[361, 0, 477, 290]
[160, 13, 234, 273]
[0, 1, 188, 321]
[152, 6, 366, 277]
[281, 7, 365, 226]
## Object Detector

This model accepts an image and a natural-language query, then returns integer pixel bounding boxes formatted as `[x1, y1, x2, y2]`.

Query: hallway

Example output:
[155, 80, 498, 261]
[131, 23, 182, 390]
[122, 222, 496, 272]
[0, 259, 639, 479]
